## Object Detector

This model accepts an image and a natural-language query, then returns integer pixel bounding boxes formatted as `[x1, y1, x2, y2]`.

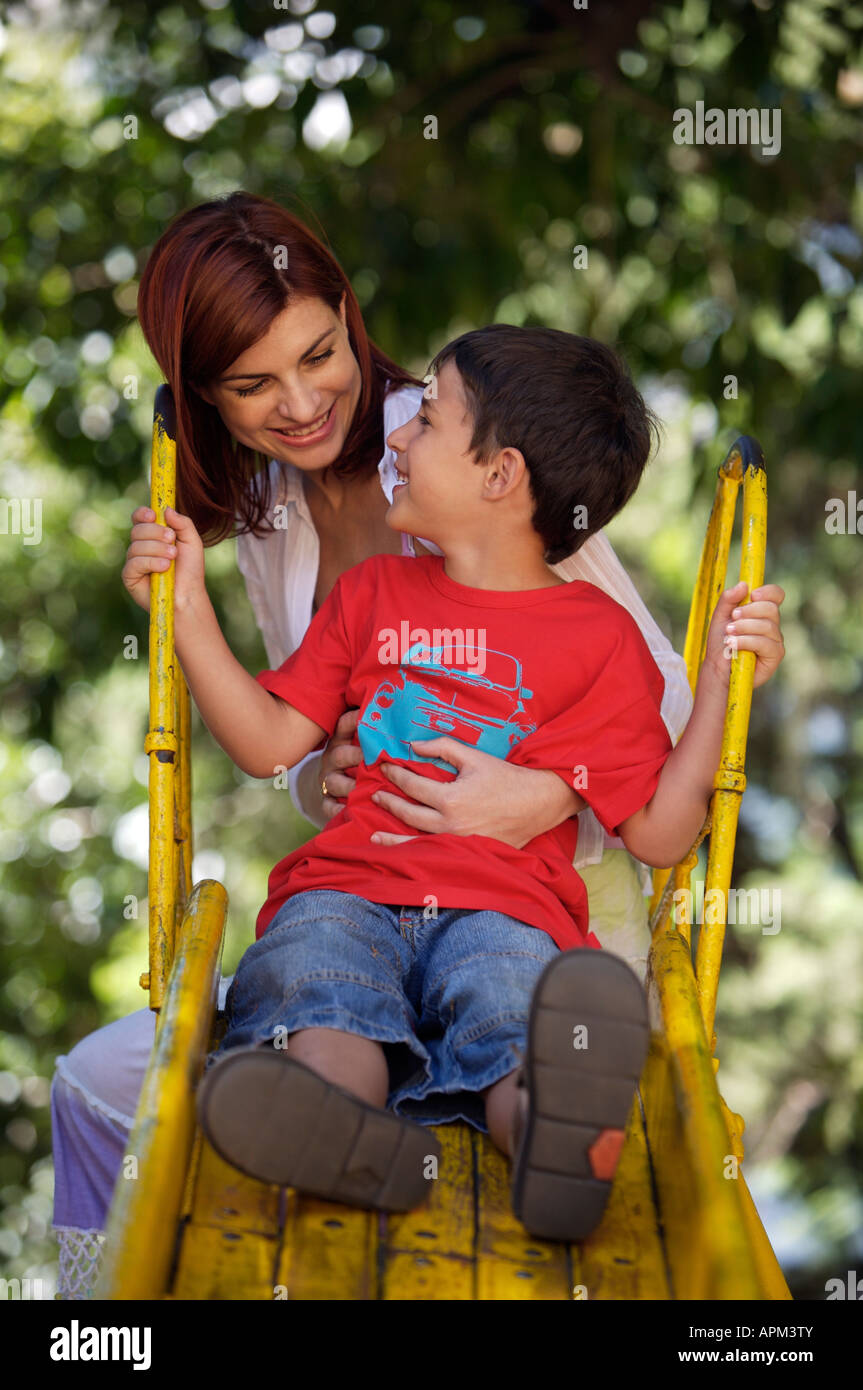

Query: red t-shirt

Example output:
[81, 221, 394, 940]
[254, 554, 672, 951]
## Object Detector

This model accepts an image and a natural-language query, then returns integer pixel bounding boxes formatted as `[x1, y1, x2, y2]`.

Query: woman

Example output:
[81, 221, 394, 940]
[51, 192, 693, 1297]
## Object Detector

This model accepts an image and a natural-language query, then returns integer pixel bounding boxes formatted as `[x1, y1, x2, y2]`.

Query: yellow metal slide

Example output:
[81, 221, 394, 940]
[96, 388, 791, 1301]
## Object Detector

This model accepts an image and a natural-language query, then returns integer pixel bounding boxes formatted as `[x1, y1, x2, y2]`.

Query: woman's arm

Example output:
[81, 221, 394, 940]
[371, 743, 585, 849]
[291, 711, 363, 827]
[292, 751, 328, 827]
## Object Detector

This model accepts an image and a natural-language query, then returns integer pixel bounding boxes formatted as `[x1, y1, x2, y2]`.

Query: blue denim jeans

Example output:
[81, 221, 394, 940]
[215, 889, 562, 1133]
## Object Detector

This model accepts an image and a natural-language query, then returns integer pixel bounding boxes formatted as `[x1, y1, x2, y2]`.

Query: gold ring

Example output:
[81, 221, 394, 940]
[321, 778, 328, 798]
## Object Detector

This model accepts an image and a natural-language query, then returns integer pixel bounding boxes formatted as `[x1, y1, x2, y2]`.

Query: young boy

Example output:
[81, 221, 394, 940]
[163, 326, 784, 1242]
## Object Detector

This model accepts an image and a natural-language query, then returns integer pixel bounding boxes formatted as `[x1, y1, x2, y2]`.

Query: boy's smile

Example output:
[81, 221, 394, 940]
[385, 360, 485, 546]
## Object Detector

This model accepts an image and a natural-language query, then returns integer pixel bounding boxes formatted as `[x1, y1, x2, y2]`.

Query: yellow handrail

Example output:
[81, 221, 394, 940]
[97, 878, 227, 1299]
[99, 384, 228, 1299]
[143, 386, 181, 1011]
[697, 441, 766, 1040]
[649, 435, 767, 1043]
[175, 675, 193, 923]
[640, 436, 786, 1298]
[647, 921, 766, 1297]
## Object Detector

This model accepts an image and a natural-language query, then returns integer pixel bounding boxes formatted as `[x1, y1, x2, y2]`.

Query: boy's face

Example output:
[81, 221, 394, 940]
[385, 360, 489, 547]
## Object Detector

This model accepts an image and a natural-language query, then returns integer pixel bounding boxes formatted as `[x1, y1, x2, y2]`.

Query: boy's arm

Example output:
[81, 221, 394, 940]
[175, 591, 327, 778]
[618, 581, 785, 867]
[142, 505, 355, 780]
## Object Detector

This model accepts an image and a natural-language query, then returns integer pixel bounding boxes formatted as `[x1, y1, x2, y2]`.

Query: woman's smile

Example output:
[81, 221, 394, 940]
[268, 401, 337, 447]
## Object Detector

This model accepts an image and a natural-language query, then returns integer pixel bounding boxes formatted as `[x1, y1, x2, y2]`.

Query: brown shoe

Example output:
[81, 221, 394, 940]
[509, 949, 648, 1241]
[197, 1047, 440, 1212]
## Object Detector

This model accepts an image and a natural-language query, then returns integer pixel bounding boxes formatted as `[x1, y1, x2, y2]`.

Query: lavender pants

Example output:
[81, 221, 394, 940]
[50, 978, 232, 1298]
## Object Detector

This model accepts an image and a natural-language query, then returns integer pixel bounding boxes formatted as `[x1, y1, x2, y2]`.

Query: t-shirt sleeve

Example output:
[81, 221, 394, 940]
[510, 609, 673, 836]
[254, 574, 353, 742]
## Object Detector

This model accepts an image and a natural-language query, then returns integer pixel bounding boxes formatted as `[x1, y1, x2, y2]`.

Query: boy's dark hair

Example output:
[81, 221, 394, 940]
[429, 325, 661, 564]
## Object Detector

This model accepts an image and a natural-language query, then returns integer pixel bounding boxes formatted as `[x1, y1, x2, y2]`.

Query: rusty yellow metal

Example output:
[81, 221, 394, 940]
[171, 1139, 283, 1300]
[684, 454, 740, 686]
[96, 878, 227, 1300]
[649, 454, 741, 949]
[380, 1122, 475, 1299]
[146, 388, 180, 1011]
[649, 809, 711, 944]
[170, 675, 193, 957]
[648, 865, 673, 935]
[274, 1195, 378, 1300]
[737, 1169, 794, 1300]
[473, 1128, 572, 1299]
[179, 1127, 203, 1222]
[646, 919, 770, 1298]
[652, 439, 767, 1000]
[183, 1137, 281, 1235]
[175, 675, 193, 909]
[645, 929, 789, 1298]
[640, 437, 784, 1297]
[695, 456, 767, 1037]
[672, 853, 694, 951]
[639, 1033, 712, 1298]
[171, 1225, 280, 1301]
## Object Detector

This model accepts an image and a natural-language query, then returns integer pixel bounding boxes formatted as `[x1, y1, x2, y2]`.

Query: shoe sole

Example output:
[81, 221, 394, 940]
[197, 1050, 440, 1212]
[510, 949, 649, 1242]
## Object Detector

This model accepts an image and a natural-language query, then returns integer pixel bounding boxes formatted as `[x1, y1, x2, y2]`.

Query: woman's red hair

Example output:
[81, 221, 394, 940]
[137, 192, 422, 545]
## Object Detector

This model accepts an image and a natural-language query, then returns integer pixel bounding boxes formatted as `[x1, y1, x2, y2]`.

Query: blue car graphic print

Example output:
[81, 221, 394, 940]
[359, 641, 537, 775]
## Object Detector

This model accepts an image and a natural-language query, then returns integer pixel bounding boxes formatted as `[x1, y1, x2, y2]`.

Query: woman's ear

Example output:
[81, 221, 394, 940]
[337, 290, 348, 328]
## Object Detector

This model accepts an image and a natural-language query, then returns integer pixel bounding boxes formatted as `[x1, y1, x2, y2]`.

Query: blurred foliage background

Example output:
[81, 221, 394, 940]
[1, 0, 861, 1300]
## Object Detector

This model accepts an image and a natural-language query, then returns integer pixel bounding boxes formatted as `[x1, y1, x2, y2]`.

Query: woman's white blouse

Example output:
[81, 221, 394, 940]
[235, 384, 694, 888]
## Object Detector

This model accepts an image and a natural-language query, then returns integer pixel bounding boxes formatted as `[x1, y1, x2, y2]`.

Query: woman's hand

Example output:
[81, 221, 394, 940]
[704, 580, 786, 690]
[319, 709, 362, 821]
[122, 504, 207, 614]
[369, 738, 585, 849]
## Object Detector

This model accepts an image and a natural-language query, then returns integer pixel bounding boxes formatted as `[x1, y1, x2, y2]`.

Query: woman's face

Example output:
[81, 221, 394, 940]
[200, 293, 362, 470]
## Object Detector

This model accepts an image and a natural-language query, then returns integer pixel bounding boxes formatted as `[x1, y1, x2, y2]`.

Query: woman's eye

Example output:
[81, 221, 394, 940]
[417, 413, 430, 427]
[233, 348, 332, 395]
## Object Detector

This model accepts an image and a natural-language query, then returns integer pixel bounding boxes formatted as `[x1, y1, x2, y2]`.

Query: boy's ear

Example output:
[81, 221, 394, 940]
[484, 445, 527, 498]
